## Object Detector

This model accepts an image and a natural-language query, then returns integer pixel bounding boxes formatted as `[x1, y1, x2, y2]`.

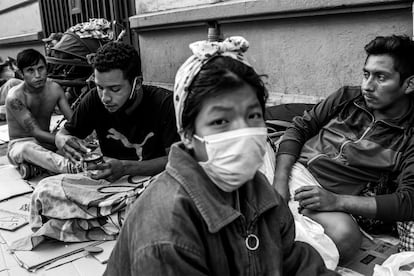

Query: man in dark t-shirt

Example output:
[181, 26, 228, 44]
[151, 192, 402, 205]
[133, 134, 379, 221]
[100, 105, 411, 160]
[25, 42, 178, 246]
[55, 42, 179, 182]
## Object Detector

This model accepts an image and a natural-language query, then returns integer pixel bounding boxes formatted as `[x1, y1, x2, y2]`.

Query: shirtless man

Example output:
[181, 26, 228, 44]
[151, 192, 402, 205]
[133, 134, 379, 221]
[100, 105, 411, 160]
[6, 48, 81, 179]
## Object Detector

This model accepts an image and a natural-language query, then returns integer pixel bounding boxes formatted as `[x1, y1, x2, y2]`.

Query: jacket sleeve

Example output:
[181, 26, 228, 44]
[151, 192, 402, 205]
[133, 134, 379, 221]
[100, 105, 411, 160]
[283, 241, 340, 276]
[278, 86, 358, 158]
[103, 221, 132, 276]
[104, 221, 209, 276]
[279, 196, 339, 275]
[375, 135, 414, 221]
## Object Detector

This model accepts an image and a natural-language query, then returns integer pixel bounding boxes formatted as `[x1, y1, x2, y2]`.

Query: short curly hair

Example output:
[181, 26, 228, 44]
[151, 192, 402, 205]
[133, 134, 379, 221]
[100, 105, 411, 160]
[93, 42, 142, 83]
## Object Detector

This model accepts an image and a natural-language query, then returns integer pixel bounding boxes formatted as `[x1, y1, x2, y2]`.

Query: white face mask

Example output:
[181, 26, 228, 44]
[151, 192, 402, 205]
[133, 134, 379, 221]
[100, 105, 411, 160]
[194, 127, 268, 192]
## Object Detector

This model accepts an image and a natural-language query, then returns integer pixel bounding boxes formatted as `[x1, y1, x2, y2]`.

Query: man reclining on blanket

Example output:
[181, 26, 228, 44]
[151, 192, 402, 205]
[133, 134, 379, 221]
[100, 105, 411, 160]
[274, 35, 414, 264]
[14, 42, 180, 250]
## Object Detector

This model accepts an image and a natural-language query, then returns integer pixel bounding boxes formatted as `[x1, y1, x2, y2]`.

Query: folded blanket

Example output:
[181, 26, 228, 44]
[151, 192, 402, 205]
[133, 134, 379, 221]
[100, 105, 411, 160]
[11, 174, 151, 250]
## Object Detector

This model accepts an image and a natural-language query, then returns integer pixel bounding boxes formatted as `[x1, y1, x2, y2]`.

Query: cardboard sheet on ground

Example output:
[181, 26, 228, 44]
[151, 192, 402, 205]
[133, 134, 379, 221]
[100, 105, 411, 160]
[341, 236, 399, 276]
[0, 244, 7, 273]
[43, 253, 107, 276]
[71, 255, 107, 276]
[92, 240, 116, 264]
[0, 194, 30, 217]
[0, 165, 32, 201]
[0, 125, 8, 145]
[0, 209, 28, 231]
[12, 240, 104, 272]
[0, 220, 32, 248]
[0, 195, 31, 245]
[43, 240, 115, 271]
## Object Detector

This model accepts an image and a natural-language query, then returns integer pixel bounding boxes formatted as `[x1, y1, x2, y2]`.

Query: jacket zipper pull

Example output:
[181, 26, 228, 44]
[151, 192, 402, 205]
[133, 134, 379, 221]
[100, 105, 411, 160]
[245, 233, 259, 251]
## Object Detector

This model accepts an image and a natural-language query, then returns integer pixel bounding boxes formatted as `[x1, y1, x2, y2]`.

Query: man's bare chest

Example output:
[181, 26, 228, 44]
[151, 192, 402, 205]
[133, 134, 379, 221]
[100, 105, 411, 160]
[25, 93, 58, 116]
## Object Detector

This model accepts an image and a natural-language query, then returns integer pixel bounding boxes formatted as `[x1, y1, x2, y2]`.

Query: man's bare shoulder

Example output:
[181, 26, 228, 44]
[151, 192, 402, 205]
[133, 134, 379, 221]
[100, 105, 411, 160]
[5, 82, 26, 104]
[44, 79, 65, 98]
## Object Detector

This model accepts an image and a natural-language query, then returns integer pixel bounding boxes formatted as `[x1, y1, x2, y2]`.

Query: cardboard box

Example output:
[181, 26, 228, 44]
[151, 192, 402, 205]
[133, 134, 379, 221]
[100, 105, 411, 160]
[341, 236, 399, 276]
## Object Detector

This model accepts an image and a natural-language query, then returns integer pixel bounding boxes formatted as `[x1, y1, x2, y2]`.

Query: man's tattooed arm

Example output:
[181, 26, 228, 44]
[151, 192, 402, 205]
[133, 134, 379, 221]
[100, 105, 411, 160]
[9, 98, 38, 132]
[22, 117, 37, 132]
[9, 98, 25, 111]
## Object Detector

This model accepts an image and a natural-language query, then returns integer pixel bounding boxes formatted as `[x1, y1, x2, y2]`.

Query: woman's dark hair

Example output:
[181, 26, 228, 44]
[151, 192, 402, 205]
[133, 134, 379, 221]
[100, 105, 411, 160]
[93, 42, 142, 83]
[16, 49, 46, 71]
[364, 35, 414, 83]
[181, 56, 268, 133]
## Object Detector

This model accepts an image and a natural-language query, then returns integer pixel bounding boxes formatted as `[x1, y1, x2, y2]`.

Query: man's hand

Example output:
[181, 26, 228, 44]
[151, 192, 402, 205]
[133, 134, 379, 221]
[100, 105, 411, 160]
[294, 185, 341, 212]
[56, 134, 89, 163]
[88, 158, 126, 182]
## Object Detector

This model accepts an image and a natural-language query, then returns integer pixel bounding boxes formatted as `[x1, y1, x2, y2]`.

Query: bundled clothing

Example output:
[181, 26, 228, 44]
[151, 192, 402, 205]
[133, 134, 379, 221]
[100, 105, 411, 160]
[278, 86, 414, 250]
[12, 174, 150, 250]
[104, 143, 337, 275]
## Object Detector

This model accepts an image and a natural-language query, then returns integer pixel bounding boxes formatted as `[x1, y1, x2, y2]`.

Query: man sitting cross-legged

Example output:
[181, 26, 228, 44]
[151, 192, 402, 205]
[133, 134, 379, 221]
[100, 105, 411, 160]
[6, 49, 79, 179]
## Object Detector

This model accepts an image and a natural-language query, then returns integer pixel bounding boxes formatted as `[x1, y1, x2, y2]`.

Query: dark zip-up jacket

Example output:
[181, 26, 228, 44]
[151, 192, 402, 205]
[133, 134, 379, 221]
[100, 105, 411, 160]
[104, 143, 337, 276]
[278, 86, 414, 221]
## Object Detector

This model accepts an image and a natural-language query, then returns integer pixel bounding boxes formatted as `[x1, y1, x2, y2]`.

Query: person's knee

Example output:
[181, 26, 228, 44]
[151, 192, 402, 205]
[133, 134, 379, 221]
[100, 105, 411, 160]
[8, 140, 37, 164]
[325, 218, 362, 263]
[304, 211, 362, 263]
[19, 140, 43, 158]
[7, 144, 25, 164]
[20, 143, 32, 156]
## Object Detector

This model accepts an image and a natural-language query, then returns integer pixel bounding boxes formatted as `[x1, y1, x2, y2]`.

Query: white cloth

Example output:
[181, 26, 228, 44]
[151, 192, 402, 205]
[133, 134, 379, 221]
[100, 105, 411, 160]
[287, 162, 340, 270]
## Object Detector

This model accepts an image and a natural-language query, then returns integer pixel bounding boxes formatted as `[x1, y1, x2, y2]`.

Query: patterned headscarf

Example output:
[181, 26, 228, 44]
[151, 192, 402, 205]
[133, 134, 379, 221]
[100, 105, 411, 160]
[173, 36, 252, 132]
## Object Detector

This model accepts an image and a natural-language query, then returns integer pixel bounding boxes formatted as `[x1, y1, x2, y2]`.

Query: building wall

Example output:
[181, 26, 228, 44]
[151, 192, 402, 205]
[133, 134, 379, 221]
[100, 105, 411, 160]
[135, 0, 223, 14]
[0, 0, 44, 59]
[131, 0, 413, 104]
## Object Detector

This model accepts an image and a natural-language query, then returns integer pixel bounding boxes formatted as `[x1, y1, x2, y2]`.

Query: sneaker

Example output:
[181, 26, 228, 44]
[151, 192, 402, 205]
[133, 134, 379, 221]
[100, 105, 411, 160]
[18, 163, 46, 180]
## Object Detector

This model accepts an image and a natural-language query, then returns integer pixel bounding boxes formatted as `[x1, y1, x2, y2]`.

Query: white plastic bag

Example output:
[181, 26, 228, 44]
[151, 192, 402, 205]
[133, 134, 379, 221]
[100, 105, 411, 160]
[287, 163, 340, 270]
[258, 141, 276, 184]
[373, 251, 414, 276]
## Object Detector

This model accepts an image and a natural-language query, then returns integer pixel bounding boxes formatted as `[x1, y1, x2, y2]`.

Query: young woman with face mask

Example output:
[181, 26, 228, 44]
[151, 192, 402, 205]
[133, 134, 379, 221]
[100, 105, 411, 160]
[104, 37, 338, 276]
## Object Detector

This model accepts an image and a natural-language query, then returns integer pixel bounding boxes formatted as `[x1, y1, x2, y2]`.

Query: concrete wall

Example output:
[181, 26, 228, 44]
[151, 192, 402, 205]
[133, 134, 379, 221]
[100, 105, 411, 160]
[0, 0, 44, 59]
[136, 0, 223, 14]
[130, 0, 413, 104]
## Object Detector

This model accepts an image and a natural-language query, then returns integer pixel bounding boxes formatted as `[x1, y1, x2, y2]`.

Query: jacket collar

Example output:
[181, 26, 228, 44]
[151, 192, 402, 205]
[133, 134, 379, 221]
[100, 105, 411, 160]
[166, 143, 279, 233]
[354, 91, 414, 129]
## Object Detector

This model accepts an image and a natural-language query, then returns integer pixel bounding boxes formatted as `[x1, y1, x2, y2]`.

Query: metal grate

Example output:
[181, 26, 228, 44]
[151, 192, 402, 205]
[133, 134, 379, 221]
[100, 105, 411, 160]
[39, 0, 134, 43]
